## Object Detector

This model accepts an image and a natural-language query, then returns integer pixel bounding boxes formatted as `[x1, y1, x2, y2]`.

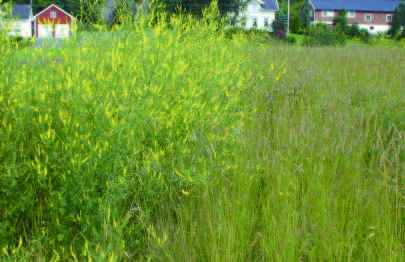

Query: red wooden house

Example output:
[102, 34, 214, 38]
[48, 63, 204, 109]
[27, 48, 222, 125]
[33, 4, 76, 38]
[300, 0, 404, 34]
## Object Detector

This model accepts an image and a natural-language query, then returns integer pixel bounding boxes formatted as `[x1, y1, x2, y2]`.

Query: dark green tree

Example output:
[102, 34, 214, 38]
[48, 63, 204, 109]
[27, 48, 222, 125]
[334, 23, 346, 46]
[152, 0, 243, 19]
[389, 2, 405, 39]
[348, 22, 360, 38]
[272, 9, 287, 32]
[291, 14, 301, 33]
[333, 8, 348, 34]
[301, 0, 310, 29]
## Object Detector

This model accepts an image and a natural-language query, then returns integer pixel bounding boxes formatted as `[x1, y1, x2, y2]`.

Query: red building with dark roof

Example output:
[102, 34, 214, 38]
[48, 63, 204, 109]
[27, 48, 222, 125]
[33, 4, 76, 38]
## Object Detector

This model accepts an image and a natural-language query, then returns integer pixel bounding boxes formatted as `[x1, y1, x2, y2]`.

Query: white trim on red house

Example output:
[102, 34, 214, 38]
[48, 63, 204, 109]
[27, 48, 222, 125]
[33, 4, 76, 20]
[386, 14, 392, 22]
[347, 11, 355, 18]
[321, 10, 334, 17]
[365, 14, 372, 22]
[33, 4, 76, 38]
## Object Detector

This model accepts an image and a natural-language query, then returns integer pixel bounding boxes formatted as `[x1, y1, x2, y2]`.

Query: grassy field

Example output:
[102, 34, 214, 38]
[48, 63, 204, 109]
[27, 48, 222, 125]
[289, 32, 405, 47]
[1, 16, 405, 261]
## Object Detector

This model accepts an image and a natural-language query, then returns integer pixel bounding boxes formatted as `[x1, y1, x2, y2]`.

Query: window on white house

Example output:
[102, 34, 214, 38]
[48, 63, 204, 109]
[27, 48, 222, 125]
[321, 10, 334, 17]
[370, 26, 374, 30]
[264, 18, 269, 27]
[347, 11, 355, 18]
[50, 12, 56, 18]
[386, 15, 392, 22]
[241, 18, 246, 27]
[365, 14, 372, 21]
[13, 24, 21, 32]
[251, 4, 259, 12]
[252, 18, 257, 27]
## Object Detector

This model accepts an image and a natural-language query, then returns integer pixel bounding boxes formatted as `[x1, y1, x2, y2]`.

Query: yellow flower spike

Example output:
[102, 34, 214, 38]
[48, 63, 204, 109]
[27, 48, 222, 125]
[17, 237, 22, 249]
[175, 169, 184, 177]
[181, 190, 189, 195]
[2, 248, 8, 257]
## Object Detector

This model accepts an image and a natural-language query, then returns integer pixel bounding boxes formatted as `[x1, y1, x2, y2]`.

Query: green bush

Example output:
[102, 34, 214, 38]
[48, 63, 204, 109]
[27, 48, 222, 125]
[0, 8, 281, 259]
[7, 36, 33, 49]
[272, 10, 287, 32]
[296, 28, 305, 35]
[333, 9, 349, 34]
[334, 23, 346, 46]
[348, 23, 361, 38]
[285, 35, 296, 44]
[363, 32, 388, 45]
[360, 28, 371, 42]
[302, 23, 342, 46]
[224, 27, 269, 41]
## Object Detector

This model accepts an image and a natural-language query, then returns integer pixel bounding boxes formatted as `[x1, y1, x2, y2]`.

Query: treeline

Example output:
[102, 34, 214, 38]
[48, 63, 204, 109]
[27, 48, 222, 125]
[3, 0, 307, 24]
[2, 0, 101, 21]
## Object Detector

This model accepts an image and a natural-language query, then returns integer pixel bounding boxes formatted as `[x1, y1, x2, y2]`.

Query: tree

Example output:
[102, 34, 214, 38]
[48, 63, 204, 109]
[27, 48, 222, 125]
[333, 8, 348, 34]
[2, 0, 94, 19]
[301, 0, 310, 29]
[272, 9, 287, 32]
[334, 23, 346, 46]
[153, 0, 243, 19]
[291, 14, 301, 33]
[348, 22, 360, 38]
[389, 2, 405, 39]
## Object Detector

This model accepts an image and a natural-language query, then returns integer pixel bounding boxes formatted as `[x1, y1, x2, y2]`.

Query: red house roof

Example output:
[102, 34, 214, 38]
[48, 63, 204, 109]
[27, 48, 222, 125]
[33, 4, 76, 20]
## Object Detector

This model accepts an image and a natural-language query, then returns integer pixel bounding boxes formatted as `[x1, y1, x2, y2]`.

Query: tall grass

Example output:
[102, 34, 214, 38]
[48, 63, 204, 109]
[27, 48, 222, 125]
[1, 4, 405, 261]
[147, 46, 405, 261]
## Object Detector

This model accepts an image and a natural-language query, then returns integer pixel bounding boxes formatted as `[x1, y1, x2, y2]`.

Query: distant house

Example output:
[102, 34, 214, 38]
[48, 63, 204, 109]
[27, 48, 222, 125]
[0, 5, 33, 38]
[33, 4, 76, 38]
[300, 0, 405, 34]
[229, 0, 279, 31]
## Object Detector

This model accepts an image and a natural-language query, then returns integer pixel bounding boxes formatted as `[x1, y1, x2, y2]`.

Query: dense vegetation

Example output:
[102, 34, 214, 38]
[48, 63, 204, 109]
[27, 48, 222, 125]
[1, 3, 405, 261]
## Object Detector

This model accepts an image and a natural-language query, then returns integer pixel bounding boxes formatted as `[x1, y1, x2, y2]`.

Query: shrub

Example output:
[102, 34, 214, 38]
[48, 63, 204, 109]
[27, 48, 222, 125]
[360, 28, 371, 42]
[388, 2, 405, 39]
[285, 35, 296, 44]
[333, 9, 349, 34]
[224, 27, 249, 40]
[302, 23, 339, 46]
[363, 32, 388, 45]
[272, 10, 287, 32]
[394, 29, 405, 40]
[296, 28, 305, 35]
[291, 15, 302, 34]
[224, 27, 269, 42]
[348, 23, 361, 38]
[334, 23, 346, 46]
[7, 36, 33, 49]
[274, 29, 286, 39]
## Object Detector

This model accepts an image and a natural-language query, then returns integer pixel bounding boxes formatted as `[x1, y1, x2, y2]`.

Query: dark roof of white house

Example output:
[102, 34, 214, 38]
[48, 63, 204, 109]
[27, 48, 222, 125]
[1, 5, 32, 19]
[309, 0, 405, 12]
[262, 0, 279, 10]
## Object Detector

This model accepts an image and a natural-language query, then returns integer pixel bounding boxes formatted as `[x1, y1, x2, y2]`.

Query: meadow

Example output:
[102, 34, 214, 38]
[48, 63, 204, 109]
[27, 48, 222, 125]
[1, 12, 405, 261]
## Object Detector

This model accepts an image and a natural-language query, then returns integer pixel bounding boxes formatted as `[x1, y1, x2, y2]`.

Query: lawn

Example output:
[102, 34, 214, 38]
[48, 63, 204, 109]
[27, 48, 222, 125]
[1, 17, 405, 261]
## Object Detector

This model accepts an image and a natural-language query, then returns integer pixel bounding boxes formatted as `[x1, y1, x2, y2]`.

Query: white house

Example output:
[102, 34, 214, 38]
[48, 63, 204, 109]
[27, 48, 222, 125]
[229, 0, 279, 31]
[0, 5, 33, 38]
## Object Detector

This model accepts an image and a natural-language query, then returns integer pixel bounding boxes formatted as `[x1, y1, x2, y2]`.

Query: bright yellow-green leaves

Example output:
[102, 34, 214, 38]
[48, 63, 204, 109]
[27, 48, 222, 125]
[0, 12, 286, 260]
